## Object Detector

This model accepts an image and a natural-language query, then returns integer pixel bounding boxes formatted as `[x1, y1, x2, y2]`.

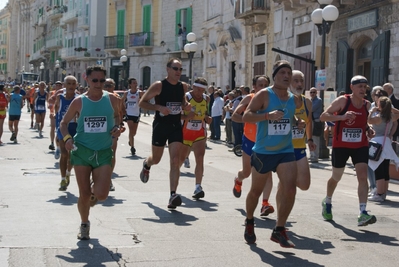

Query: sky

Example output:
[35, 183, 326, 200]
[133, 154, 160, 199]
[0, 0, 7, 11]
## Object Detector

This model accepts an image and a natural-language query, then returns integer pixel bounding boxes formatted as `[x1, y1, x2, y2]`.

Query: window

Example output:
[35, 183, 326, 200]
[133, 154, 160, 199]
[297, 32, 311, 47]
[255, 43, 265, 56]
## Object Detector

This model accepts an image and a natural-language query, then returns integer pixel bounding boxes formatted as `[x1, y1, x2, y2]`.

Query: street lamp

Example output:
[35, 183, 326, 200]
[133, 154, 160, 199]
[55, 60, 60, 82]
[184, 32, 198, 86]
[311, 0, 339, 159]
[30, 64, 34, 72]
[120, 49, 127, 90]
[40, 62, 45, 81]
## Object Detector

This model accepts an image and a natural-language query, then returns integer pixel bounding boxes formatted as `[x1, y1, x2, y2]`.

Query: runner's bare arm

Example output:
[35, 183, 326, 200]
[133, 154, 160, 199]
[232, 96, 251, 123]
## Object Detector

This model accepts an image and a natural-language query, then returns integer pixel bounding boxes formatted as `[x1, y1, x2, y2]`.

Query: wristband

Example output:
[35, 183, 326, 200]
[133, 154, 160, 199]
[308, 138, 314, 142]
[63, 134, 72, 142]
[265, 112, 269, 120]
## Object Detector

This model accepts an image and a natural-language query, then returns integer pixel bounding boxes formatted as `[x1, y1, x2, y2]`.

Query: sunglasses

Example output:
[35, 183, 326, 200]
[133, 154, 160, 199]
[375, 94, 383, 97]
[170, 66, 183, 72]
[310, 92, 316, 94]
[104, 84, 114, 88]
[91, 78, 106, 83]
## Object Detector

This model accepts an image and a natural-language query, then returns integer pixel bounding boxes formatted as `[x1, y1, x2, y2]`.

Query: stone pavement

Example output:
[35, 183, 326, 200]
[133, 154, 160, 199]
[0, 109, 398, 267]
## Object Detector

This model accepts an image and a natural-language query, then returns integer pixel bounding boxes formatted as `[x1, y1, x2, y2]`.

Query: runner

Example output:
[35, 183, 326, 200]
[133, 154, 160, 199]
[231, 75, 275, 217]
[28, 83, 38, 128]
[179, 77, 211, 199]
[0, 84, 9, 145]
[138, 58, 190, 209]
[48, 81, 63, 151]
[242, 60, 304, 247]
[122, 77, 143, 155]
[60, 65, 121, 240]
[289, 70, 316, 190]
[104, 78, 125, 191]
[33, 81, 49, 138]
[320, 75, 376, 226]
[8, 86, 24, 144]
[55, 76, 78, 191]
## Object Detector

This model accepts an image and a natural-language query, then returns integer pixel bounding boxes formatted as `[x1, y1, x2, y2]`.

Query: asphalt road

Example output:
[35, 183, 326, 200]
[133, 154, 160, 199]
[0, 109, 398, 267]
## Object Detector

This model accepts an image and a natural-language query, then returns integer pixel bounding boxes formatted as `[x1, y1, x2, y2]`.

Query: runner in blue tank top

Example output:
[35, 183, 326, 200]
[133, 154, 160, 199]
[60, 65, 121, 240]
[242, 60, 305, 248]
[33, 82, 49, 138]
[54, 76, 78, 191]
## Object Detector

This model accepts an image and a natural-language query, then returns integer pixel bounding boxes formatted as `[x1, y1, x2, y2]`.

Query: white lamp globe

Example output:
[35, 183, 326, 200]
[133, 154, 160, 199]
[189, 42, 198, 52]
[322, 5, 339, 22]
[318, 0, 333, 5]
[187, 32, 196, 43]
[184, 44, 191, 53]
[311, 8, 323, 24]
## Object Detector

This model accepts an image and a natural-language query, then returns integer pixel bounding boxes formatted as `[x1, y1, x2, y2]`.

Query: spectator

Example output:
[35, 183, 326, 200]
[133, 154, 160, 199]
[211, 90, 224, 140]
[309, 87, 322, 163]
[231, 89, 244, 148]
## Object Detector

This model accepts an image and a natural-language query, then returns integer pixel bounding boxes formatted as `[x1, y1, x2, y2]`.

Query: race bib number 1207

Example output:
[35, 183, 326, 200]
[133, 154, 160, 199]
[84, 116, 107, 133]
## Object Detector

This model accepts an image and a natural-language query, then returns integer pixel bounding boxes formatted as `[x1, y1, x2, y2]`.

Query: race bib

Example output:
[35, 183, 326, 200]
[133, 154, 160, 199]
[166, 102, 182, 115]
[268, 119, 291, 135]
[84, 116, 107, 133]
[186, 120, 202, 131]
[128, 101, 136, 107]
[342, 128, 362, 142]
[292, 126, 305, 139]
[37, 105, 45, 111]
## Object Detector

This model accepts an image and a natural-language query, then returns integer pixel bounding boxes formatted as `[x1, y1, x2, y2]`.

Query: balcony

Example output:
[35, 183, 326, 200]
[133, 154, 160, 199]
[38, 15, 47, 27]
[104, 35, 128, 54]
[78, 14, 89, 30]
[129, 32, 154, 47]
[46, 38, 63, 49]
[235, 0, 269, 24]
[61, 47, 80, 59]
[47, 6, 64, 20]
[61, 9, 78, 24]
[273, 0, 317, 11]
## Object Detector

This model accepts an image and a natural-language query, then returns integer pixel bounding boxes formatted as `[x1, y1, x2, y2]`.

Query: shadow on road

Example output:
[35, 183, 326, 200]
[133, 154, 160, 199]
[180, 195, 218, 212]
[47, 192, 78, 206]
[141, 201, 198, 226]
[249, 245, 324, 267]
[329, 221, 399, 246]
[56, 238, 121, 266]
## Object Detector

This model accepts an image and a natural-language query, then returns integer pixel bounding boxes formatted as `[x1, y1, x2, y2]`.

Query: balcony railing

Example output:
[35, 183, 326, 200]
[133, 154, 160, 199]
[47, 6, 64, 20]
[78, 14, 89, 29]
[128, 32, 154, 47]
[46, 38, 63, 49]
[104, 35, 128, 50]
[235, 0, 269, 18]
[61, 9, 78, 24]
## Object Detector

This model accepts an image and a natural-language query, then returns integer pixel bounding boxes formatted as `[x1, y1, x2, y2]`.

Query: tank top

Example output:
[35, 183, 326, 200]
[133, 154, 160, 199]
[292, 96, 309, 148]
[8, 93, 23, 116]
[183, 92, 207, 132]
[56, 92, 78, 128]
[243, 93, 257, 142]
[0, 92, 7, 115]
[74, 91, 115, 150]
[154, 79, 184, 124]
[35, 91, 47, 112]
[333, 95, 369, 148]
[252, 87, 296, 154]
[125, 90, 140, 116]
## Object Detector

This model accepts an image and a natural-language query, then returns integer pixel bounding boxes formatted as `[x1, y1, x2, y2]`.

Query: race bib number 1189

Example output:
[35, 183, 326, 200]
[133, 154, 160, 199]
[84, 116, 107, 133]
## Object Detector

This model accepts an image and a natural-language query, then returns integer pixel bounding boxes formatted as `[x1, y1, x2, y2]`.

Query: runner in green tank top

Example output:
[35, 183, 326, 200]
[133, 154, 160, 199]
[60, 65, 121, 240]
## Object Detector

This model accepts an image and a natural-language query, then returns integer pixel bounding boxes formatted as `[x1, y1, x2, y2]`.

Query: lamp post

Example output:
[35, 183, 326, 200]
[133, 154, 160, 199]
[184, 32, 198, 87]
[120, 49, 127, 90]
[311, 0, 339, 159]
[40, 62, 45, 81]
[55, 60, 60, 82]
[30, 64, 34, 73]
